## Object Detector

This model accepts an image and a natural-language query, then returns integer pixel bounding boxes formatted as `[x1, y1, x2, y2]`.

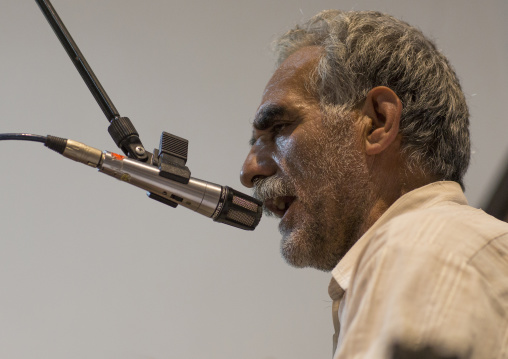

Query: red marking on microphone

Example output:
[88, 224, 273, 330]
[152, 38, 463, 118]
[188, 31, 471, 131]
[112, 153, 125, 160]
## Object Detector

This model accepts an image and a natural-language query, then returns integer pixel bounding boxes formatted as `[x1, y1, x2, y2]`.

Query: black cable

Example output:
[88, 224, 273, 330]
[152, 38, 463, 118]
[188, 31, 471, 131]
[0, 133, 71, 155]
[0, 133, 47, 143]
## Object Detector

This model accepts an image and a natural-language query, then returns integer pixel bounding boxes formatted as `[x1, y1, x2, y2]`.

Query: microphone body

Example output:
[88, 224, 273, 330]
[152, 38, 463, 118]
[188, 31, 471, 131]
[47, 137, 262, 230]
[101, 152, 222, 217]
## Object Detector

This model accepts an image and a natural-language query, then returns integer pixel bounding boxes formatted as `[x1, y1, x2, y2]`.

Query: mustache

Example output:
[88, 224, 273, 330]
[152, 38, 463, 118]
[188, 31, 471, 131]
[253, 176, 296, 202]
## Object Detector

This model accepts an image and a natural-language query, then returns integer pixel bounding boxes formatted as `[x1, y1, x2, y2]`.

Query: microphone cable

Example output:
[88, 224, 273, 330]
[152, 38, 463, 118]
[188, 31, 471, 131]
[0, 133, 47, 143]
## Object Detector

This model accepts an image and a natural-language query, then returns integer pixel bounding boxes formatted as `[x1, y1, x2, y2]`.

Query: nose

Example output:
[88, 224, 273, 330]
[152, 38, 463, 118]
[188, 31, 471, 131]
[240, 145, 277, 188]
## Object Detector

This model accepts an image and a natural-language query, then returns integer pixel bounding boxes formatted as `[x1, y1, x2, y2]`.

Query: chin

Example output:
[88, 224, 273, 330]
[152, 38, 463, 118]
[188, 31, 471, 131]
[279, 226, 338, 272]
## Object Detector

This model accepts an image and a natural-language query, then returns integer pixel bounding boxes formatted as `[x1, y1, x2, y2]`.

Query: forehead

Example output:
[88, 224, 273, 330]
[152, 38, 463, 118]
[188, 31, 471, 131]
[261, 46, 322, 104]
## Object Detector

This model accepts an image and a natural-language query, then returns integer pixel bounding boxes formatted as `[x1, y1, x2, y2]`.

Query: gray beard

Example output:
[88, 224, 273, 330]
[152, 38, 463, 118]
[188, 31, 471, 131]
[254, 110, 373, 271]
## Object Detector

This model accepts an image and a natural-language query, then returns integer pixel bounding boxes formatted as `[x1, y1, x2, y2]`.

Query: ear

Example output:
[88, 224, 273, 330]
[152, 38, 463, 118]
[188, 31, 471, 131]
[362, 86, 402, 155]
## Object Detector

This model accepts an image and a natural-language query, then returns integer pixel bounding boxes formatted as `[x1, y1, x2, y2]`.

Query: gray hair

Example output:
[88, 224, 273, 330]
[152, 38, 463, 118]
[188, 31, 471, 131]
[274, 10, 470, 188]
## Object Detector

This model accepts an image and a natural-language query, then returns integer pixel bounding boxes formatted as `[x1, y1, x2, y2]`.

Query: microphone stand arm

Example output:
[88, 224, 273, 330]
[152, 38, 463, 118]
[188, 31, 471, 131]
[35, 0, 148, 162]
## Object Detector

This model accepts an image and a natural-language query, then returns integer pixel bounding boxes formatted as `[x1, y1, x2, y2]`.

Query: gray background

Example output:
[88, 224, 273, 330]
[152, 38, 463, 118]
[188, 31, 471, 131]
[1, 1, 507, 358]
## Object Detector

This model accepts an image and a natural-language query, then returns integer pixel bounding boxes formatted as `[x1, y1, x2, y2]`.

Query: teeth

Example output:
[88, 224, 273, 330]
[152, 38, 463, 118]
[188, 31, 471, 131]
[274, 197, 286, 211]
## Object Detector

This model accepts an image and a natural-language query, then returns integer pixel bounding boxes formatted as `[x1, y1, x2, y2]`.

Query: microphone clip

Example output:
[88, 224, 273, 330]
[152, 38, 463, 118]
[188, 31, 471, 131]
[153, 131, 191, 184]
[148, 131, 192, 209]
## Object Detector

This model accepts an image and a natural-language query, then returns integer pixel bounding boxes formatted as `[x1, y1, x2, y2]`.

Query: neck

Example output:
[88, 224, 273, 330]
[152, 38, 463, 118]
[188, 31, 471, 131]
[356, 158, 435, 241]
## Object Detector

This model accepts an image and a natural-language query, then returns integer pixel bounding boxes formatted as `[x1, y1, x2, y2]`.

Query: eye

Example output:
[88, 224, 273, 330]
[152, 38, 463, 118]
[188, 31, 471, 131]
[272, 122, 288, 136]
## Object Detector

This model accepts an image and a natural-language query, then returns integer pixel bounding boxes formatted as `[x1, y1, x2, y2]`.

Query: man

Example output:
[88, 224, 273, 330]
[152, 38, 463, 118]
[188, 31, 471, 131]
[240, 10, 508, 359]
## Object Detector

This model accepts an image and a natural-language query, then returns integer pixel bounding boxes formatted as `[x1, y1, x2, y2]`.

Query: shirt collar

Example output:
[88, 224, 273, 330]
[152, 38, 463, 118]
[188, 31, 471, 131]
[329, 181, 468, 294]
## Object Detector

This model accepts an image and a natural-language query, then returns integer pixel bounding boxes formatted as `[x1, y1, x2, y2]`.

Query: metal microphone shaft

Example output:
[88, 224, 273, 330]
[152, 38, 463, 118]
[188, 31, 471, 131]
[45, 136, 263, 231]
[100, 152, 223, 217]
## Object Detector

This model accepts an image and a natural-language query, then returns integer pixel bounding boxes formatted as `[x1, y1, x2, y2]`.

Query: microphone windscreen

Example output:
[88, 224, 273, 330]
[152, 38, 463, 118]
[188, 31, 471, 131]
[213, 186, 263, 230]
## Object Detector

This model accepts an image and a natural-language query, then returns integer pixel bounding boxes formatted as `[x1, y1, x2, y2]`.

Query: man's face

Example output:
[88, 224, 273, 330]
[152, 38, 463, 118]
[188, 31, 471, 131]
[240, 46, 371, 271]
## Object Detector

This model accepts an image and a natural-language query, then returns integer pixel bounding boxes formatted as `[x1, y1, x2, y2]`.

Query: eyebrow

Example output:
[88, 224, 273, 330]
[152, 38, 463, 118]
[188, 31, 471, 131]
[253, 104, 286, 131]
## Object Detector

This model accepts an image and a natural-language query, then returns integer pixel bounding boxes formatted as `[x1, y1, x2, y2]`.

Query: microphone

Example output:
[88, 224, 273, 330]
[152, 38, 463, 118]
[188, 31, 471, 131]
[45, 135, 263, 231]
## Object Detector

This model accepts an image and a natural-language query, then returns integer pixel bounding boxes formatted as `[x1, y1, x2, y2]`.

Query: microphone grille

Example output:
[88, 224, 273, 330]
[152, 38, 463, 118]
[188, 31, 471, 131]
[232, 195, 260, 212]
[226, 208, 256, 227]
[213, 186, 262, 230]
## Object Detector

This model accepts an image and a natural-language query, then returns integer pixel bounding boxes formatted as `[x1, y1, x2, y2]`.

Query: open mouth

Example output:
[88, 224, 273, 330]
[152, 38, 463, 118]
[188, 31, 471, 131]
[264, 196, 296, 218]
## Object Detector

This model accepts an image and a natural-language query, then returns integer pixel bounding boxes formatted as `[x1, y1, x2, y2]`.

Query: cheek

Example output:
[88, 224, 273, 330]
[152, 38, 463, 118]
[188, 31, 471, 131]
[274, 135, 292, 161]
[274, 131, 319, 178]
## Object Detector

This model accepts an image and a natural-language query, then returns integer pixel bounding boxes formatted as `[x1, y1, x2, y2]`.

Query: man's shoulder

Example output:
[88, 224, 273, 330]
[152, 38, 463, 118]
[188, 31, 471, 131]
[365, 202, 508, 263]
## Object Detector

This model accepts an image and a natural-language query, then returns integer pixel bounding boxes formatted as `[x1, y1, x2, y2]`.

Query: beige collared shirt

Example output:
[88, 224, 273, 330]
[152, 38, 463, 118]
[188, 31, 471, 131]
[329, 181, 508, 359]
